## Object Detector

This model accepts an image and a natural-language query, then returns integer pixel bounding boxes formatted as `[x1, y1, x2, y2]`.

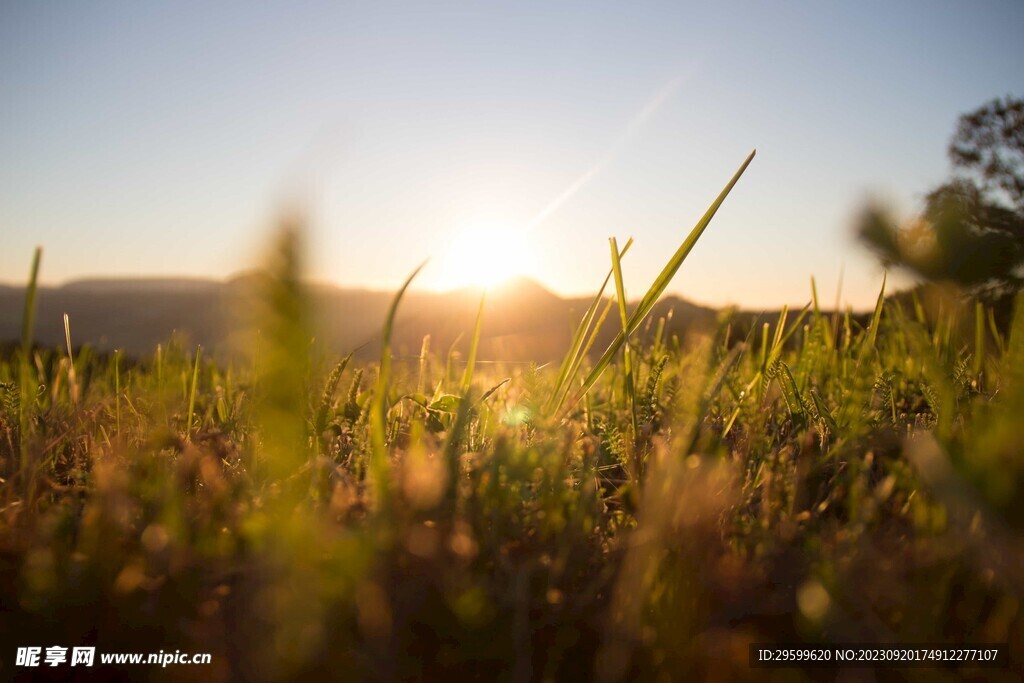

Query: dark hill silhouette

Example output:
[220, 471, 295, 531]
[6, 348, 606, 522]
[61, 277, 222, 294]
[0, 275, 723, 362]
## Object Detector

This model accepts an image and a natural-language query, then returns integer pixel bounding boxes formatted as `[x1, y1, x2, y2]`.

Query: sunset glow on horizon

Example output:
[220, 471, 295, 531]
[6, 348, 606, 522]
[2, 2, 1022, 309]
[433, 221, 538, 290]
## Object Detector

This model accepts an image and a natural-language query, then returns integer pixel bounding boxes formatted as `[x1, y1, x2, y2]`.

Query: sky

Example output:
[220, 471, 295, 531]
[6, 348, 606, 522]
[2, 1, 1023, 309]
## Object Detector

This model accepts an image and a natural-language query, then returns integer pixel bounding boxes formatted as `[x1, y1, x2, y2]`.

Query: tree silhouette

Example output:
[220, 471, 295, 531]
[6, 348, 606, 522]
[949, 96, 1024, 212]
[860, 96, 1024, 301]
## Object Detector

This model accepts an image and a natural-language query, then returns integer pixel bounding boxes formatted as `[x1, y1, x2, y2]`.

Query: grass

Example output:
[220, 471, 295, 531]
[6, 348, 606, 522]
[1, 152, 1022, 681]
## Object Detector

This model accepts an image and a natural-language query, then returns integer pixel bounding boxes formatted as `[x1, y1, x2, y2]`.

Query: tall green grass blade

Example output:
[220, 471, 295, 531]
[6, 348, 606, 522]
[811, 277, 820, 320]
[973, 301, 985, 381]
[253, 222, 313, 487]
[770, 306, 790, 359]
[862, 271, 887, 354]
[63, 313, 79, 405]
[610, 237, 638, 441]
[114, 350, 121, 439]
[417, 335, 430, 395]
[156, 343, 165, 418]
[830, 265, 844, 350]
[63, 313, 72, 359]
[759, 321, 770, 371]
[547, 238, 633, 413]
[186, 345, 201, 439]
[20, 247, 42, 358]
[631, 151, 756, 322]
[987, 306, 1006, 356]
[843, 307, 853, 353]
[570, 150, 755, 409]
[810, 276, 834, 350]
[911, 289, 927, 325]
[652, 314, 667, 358]
[461, 290, 486, 395]
[19, 247, 42, 477]
[370, 261, 427, 510]
[442, 384, 473, 509]
[775, 305, 810, 356]
[1006, 291, 1024, 388]
[444, 332, 463, 392]
[555, 296, 617, 413]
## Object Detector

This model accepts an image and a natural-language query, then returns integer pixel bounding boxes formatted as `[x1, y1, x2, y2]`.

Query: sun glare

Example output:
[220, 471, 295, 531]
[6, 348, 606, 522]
[440, 223, 534, 289]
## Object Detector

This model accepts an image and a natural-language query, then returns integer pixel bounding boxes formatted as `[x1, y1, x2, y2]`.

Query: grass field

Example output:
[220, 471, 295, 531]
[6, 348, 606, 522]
[2, 158, 1023, 681]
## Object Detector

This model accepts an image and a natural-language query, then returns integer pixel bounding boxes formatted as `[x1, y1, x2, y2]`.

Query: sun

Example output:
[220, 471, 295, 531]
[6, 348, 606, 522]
[439, 222, 535, 289]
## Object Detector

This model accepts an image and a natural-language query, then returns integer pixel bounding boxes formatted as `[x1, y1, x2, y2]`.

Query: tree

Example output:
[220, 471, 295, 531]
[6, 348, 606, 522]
[949, 96, 1024, 212]
[859, 96, 1024, 301]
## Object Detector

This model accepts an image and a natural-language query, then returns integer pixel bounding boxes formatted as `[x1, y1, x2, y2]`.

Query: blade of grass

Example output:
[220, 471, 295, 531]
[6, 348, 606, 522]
[186, 345, 201, 440]
[831, 264, 845, 350]
[547, 238, 633, 413]
[759, 321, 770, 370]
[553, 295, 616, 415]
[156, 343, 165, 418]
[20, 247, 42, 359]
[769, 306, 790, 362]
[723, 304, 811, 438]
[417, 335, 430, 395]
[652, 314, 667, 358]
[987, 306, 1006, 356]
[609, 237, 638, 442]
[114, 349, 121, 439]
[479, 377, 510, 404]
[19, 247, 42, 479]
[570, 150, 756, 410]
[811, 276, 834, 351]
[861, 271, 887, 356]
[63, 313, 79, 405]
[461, 290, 486, 395]
[774, 305, 811, 358]
[370, 261, 427, 510]
[811, 276, 820, 321]
[444, 332, 463, 392]
[973, 301, 985, 382]
[442, 384, 473, 509]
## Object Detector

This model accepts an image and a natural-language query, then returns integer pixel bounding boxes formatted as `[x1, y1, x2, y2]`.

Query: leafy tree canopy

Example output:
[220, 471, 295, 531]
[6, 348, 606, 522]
[860, 96, 1024, 301]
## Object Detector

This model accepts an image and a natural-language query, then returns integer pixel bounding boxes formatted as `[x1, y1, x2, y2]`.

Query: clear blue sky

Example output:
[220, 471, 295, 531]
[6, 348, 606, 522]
[2, 1, 1022, 308]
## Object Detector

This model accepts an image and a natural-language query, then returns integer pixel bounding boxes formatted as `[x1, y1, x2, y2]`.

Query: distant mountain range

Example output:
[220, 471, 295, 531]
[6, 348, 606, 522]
[0, 275, 724, 362]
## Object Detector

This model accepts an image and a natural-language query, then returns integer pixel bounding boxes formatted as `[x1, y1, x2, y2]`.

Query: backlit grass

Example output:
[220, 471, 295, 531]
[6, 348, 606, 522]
[1, 152, 1021, 681]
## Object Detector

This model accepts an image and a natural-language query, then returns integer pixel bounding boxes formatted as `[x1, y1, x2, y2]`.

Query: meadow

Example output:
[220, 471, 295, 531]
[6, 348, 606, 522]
[1, 152, 1022, 681]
